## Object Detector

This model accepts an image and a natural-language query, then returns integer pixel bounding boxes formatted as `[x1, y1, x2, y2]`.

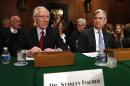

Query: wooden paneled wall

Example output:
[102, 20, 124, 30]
[0, 0, 130, 27]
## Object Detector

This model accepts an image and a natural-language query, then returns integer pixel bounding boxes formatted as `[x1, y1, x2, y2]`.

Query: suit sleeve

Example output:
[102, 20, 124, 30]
[110, 34, 118, 48]
[78, 31, 88, 53]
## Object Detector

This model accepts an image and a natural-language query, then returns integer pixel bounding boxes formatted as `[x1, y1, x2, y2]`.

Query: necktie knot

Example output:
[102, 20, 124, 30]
[40, 31, 44, 35]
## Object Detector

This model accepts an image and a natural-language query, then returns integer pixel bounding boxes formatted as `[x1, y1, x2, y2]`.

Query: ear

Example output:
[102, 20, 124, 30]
[104, 18, 107, 24]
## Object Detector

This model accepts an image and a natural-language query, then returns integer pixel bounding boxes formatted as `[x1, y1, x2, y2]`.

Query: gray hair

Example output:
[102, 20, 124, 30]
[93, 9, 107, 19]
[77, 18, 86, 25]
[33, 6, 50, 17]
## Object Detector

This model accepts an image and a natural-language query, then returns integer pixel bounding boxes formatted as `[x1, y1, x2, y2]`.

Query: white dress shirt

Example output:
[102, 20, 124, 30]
[36, 27, 46, 41]
[10, 27, 18, 34]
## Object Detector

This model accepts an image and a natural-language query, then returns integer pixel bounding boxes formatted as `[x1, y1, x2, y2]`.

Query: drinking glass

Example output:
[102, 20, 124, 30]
[14, 50, 28, 66]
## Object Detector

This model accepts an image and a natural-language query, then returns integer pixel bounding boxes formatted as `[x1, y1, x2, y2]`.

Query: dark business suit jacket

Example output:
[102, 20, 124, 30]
[78, 27, 117, 53]
[19, 26, 67, 50]
[70, 30, 81, 52]
[1, 28, 24, 56]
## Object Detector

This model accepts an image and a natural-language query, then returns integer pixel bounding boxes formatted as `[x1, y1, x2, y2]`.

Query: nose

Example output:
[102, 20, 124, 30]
[95, 18, 100, 22]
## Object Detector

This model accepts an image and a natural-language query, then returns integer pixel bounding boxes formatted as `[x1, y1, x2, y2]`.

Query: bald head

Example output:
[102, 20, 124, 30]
[10, 15, 21, 29]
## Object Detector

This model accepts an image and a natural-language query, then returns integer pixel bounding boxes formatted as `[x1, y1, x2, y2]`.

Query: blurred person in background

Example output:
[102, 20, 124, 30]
[113, 24, 124, 48]
[70, 18, 87, 52]
[1, 18, 10, 29]
[105, 23, 114, 34]
[1, 15, 23, 56]
[56, 20, 70, 50]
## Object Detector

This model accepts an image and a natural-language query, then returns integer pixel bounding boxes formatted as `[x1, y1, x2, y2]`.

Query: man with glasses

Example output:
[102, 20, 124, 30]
[18, 6, 67, 55]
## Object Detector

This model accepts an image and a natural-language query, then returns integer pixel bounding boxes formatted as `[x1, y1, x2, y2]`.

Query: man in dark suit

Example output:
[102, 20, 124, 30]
[18, 6, 67, 55]
[1, 15, 23, 56]
[70, 18, 87, 52]
[78, 9, 117, 53]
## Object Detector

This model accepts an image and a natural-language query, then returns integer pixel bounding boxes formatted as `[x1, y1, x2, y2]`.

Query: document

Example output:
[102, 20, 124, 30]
[82, 52, 98, 57]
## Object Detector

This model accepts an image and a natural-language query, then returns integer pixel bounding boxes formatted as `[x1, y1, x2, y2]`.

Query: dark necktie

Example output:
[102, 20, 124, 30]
[40, 31, 44, 50]
[98, 31, 105, 51]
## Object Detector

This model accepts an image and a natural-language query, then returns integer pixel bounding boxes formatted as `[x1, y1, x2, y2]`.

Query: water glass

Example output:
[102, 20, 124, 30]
[107, 56, 117, 69]
[14, 50, 28, 66]
[95, 51, 107, 66]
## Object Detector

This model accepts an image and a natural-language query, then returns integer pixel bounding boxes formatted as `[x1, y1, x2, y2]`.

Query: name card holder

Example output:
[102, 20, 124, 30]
[105, 48, 130, 61]
[34, 51, 75, 67]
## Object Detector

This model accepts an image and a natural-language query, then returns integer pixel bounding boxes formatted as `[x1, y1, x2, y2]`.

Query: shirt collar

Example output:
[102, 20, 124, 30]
[94, 27, 103, 33]
[10, 27, 18, 34]
[37, 27, 46, 36]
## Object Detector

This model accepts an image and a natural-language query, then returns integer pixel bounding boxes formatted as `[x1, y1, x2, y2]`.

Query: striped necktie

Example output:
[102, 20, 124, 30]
[40, 31, 44, 50]
[98, 31, 105, 51]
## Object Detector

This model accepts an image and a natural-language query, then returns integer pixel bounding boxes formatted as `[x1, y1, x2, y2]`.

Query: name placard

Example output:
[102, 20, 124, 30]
[44, 69, 104, 86]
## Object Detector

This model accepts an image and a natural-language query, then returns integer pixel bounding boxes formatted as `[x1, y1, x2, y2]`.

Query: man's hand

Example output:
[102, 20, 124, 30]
[44, 48, 62, 52]
[26, 46, 42, 57]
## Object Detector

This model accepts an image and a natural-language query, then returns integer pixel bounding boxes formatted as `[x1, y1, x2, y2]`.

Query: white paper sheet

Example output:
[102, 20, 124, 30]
[26, 57, 34, 60]
[82, 52, 98, 57]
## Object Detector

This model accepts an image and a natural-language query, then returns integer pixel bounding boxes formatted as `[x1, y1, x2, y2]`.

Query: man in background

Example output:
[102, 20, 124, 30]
[70, 18, 87, 52]
[1, 15, 23, 56]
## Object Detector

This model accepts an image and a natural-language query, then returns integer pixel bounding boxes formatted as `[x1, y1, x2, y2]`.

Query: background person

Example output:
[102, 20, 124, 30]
[1, 15, 23, 56]
[56, 20, 70, 50]
[70, 18, 87, 52]
[113, 24, 124, 48]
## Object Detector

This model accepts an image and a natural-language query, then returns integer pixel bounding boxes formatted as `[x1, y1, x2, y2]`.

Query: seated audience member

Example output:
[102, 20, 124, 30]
[123, 23, 130, 38]
[50, 16, 61, 29]
[113, 24, 124, 48]
[78, 9, 117, 53]
[56, 20, 70, 50]
[18, 6, 67, 56]
[1, 15, 23, 56]
[67, 21, 76, 37]
[1, 18, 10, 29]
[105, 23, 114, 34]
[70, 18, 87, 52]
[122, 23, 130, 48]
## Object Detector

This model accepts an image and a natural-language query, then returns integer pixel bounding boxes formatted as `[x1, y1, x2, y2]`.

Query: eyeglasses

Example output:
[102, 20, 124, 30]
[35, 16, 50, 19]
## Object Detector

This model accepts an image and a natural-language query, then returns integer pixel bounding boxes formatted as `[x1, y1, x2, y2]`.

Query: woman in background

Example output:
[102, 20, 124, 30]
[113, 24, 124, 48]
[57, 20, 70, 50]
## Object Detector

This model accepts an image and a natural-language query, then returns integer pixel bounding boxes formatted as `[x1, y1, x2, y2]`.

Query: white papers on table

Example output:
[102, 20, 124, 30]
[26, 57, 34, 60]
[82, 52, 98, 58]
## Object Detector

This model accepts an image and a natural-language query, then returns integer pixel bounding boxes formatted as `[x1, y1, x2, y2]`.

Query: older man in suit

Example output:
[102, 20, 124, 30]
[70, 18, 87, 52]
[78, 9, 117, 53]
[18, 6, 67, 55]
[1, 15, 23, 56]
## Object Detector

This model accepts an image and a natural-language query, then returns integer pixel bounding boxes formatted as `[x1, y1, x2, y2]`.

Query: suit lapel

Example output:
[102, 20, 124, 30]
[32, 27, 40, 46]
[90, 28, 96, 50]
[102, 30, 108, 48]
